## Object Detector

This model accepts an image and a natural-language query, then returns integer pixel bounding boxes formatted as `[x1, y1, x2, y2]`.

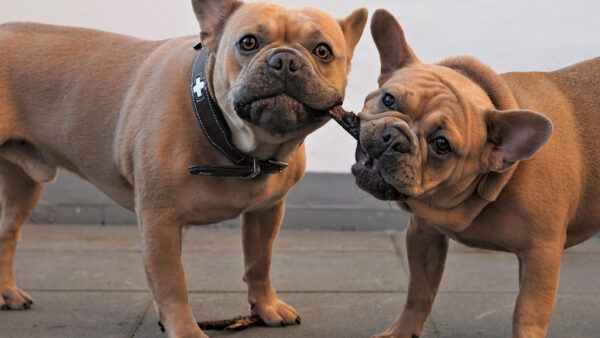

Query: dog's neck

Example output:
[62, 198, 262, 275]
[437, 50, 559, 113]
[205, 54, 317, 163]
[399, 175, 484, 231]
[400, 165, 517, 232]
[401, 195, 489, 232]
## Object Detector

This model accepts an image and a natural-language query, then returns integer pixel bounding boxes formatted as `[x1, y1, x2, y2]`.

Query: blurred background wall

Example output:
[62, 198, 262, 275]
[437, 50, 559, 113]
[2, 0, 599, 172]
[2, 0, 599, 228]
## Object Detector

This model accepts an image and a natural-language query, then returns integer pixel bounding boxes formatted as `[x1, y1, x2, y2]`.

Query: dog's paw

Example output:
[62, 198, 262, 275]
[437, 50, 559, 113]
[250, 298, 300, 327]
[1, 287, 34, 310]
[371, 334, 393, 338]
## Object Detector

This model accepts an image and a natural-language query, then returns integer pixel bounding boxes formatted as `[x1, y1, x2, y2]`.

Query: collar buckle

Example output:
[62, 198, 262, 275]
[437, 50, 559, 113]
[267, 159, 288, 172]
[242, 158, 261, 179]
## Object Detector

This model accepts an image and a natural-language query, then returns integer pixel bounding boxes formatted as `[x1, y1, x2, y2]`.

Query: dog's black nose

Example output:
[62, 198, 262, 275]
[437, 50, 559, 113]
[268, 54, 283, 70]
[268, 51, 304, 75]
[382, 127, 411, 154]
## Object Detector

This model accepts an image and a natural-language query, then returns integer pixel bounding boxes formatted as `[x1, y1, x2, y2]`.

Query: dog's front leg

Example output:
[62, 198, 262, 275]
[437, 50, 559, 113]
[242, 201, 300, 327]
[137, 210, 207, 338]
[373, 216, 448, 338]
[512, 245, 563, 338]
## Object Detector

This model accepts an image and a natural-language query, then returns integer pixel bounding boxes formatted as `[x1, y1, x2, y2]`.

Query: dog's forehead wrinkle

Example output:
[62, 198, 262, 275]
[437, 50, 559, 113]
[422, 101, 464, 137]
[421, 69, 479, 151]
[387, 73, 455, 119]
[284, 8, 342, 44]
[256, 24, 269, 38]
[309, 25, 322, 37]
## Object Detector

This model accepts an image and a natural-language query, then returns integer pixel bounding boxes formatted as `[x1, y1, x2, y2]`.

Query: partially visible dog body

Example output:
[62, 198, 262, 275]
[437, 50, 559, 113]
[0, 1, 367, 337]
[350, 9, 600, 338]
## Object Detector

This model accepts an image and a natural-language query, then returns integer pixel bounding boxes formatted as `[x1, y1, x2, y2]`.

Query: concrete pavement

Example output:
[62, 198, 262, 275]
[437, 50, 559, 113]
[1, 224, 599, 337]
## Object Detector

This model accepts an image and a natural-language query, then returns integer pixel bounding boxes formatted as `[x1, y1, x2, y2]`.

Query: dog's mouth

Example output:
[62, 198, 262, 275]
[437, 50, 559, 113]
[234, 94, 329, 133]
[327, 106, 405, 201]
[351, 143, 406, 201]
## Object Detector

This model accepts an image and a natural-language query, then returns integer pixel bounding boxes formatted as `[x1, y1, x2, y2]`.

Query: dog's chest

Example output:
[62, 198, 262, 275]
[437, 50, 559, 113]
[430, 215, 516, 252]
[450, 232, 510, 252]
[180, 170, 301, 225]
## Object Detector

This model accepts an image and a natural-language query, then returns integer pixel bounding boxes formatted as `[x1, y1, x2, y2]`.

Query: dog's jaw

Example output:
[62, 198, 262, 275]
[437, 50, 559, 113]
[224, 91, 336, 160]
[233, 93, 332, 135]
[351, 143, 406, 201]
[205, 55, 325, 162]
[218, 93, 321, 162]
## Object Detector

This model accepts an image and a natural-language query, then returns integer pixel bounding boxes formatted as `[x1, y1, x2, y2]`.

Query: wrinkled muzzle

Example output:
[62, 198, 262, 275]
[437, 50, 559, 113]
[232, 48, 342, 134]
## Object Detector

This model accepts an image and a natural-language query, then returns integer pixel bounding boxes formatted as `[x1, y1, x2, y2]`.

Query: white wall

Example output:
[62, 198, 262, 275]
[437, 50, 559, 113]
[2, 0, 599, 172]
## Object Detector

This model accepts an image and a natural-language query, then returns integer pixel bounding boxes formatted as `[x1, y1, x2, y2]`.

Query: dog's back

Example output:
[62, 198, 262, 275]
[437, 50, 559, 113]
[501, 58, 600, 245]
[0, 22, 162, 130]
[0, 22, 179, 206]
[0, 22, 159, 146]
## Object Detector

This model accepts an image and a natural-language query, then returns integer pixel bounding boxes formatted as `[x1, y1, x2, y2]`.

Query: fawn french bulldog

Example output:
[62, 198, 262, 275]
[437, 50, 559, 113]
[349, 9, 599, 338]
[0, 1, 367, 336]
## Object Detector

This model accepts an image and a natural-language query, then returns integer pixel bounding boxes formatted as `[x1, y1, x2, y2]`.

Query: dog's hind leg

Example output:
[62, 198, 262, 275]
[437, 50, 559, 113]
[0, 159, 43, 310]
[512, 245, 563, 337]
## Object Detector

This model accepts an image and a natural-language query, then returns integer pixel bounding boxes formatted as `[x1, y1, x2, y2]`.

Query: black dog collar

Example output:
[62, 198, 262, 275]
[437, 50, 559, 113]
[188, 43, 288, 178]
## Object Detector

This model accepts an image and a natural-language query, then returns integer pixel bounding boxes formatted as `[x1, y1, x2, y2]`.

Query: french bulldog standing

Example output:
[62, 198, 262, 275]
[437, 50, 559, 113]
[350, 9, 599, 338]
[0, 1, 367, 336]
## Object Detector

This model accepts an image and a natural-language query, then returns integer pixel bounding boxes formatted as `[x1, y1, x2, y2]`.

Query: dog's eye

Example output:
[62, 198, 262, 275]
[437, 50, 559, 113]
[239, 35, 259, 51]
[431, 137, 452, 155]
[313, 43, 332, 60]
[383, 94, 395, 109]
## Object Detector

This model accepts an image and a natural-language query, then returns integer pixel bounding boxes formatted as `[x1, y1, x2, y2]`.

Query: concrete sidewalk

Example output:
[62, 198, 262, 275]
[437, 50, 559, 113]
[1, 225, 599, 338]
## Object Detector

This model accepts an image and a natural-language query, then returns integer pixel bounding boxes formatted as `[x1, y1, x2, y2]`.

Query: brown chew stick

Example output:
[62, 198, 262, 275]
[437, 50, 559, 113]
[328, 106, 360, 140]
[197, 315, 263, 331]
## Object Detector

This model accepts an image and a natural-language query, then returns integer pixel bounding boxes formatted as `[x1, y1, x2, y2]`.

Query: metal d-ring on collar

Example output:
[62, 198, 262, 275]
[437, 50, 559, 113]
[187, 42, 288, 179]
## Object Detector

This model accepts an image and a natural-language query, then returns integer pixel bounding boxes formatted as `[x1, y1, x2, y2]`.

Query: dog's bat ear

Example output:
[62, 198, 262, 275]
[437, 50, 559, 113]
[483, 109, 553, 173]
[338, 8, 368, 65]
[191, 0, 243, 50]
[477, 109, 552, 201]
[370, 9, 420, 87]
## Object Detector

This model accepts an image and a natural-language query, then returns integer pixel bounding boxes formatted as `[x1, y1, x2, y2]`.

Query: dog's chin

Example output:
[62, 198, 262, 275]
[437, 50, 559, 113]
[234, 94, 329, 134]
[351, 144, 407, 201]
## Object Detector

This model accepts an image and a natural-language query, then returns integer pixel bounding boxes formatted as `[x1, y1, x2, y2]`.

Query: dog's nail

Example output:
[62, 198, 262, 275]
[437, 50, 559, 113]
[27, 300, 34, 305]
[1, 305, 9, 310]
[22, 302, 30, 309]
[280, 321, 286, 327]
[250, 303, 255, 310]
[412, 334, 419, 338]
[295, 316, 301, 324]
[157, 321, 165, 332]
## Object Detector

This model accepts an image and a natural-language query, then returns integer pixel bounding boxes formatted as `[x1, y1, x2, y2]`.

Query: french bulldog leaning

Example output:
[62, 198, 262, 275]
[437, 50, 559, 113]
[0, 0, 367, 336]
[348, 9, 600, 338]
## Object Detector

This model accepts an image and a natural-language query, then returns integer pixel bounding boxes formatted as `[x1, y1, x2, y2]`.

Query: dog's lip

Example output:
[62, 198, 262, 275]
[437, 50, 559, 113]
[234, 92, 343, 117]
[236, 93, 292, 108]
[351, 143, 407, 201]
[234, 93, 340, 114]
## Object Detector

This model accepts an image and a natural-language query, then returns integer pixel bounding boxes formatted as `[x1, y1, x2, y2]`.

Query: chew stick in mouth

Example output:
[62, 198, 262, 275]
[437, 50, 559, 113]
[328, 106, 360, 140]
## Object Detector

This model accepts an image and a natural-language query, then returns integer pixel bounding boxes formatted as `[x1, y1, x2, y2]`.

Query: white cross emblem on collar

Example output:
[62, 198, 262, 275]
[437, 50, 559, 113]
[193, 77, 206, 99]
